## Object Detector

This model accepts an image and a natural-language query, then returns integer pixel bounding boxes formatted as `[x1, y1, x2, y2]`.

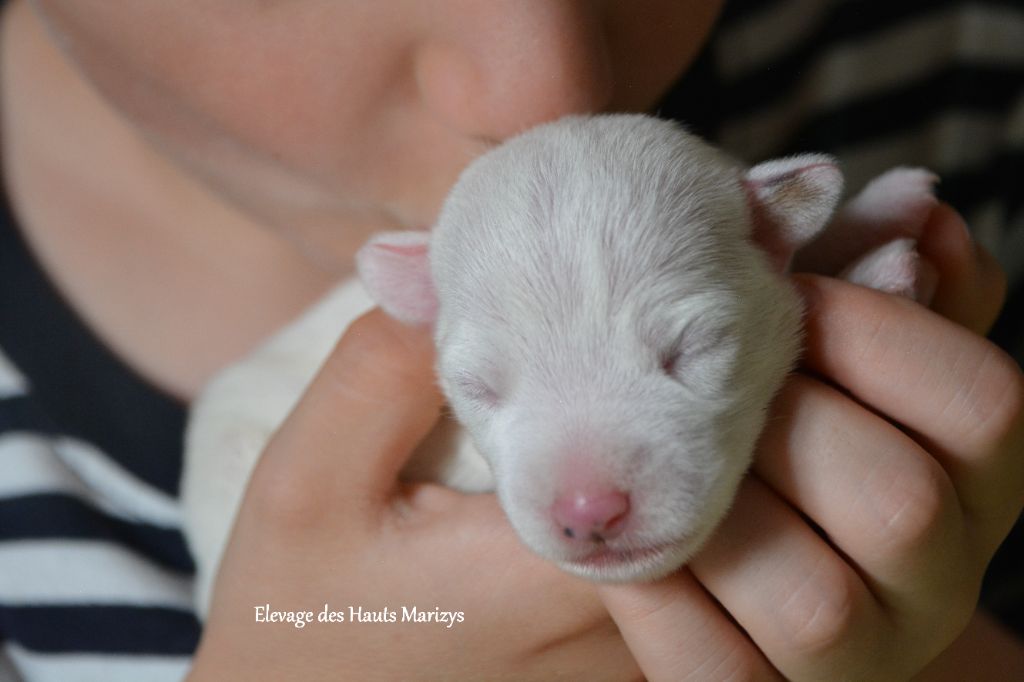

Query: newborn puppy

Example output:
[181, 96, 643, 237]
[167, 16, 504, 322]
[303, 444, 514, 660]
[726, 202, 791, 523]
[183, 114, 937, 613]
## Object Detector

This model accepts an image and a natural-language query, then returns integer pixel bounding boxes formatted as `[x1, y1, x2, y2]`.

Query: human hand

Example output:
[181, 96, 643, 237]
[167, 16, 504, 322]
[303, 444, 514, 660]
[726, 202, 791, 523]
[187, 310, 639, 681]
[599, 203, 1024, 681]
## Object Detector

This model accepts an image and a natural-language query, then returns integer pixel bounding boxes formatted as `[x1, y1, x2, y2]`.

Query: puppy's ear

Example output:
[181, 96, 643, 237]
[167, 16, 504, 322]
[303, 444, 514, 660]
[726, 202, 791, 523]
[356, 231, 438, 326]
[744, 155, 843, 271]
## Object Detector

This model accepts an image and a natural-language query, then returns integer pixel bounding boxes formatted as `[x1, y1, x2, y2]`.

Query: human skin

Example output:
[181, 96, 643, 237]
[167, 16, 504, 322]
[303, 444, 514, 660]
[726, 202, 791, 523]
[4, 0, 709, 677]
[24, 0, 714, 235]
[7, 0, 721, 400]
[4, 0, 1023, 679]
[185, 204, 1024, 681]
[600, 204, 1024, 680]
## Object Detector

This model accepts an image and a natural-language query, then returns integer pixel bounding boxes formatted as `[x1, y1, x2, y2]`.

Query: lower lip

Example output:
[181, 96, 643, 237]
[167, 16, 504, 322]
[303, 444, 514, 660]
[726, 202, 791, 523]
[570, 543, 670, 569]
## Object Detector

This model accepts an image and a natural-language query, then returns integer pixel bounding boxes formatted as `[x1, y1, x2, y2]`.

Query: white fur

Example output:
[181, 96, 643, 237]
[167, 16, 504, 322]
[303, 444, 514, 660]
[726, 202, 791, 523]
[183, 114, 924, 615]
[427, 116, 803, 581]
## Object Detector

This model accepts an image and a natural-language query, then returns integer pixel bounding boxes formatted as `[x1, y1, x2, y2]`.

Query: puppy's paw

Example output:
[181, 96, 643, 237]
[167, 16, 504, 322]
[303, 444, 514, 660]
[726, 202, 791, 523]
[839, 237, 938, 304]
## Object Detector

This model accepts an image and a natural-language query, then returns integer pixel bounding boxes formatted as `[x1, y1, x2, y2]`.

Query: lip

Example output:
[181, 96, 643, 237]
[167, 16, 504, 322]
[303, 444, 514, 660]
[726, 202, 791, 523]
[567, 542, 672, 570]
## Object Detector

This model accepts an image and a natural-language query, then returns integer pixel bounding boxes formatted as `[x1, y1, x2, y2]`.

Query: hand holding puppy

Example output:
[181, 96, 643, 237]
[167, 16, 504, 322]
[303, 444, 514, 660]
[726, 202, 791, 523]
[600, 204, 1024, 681]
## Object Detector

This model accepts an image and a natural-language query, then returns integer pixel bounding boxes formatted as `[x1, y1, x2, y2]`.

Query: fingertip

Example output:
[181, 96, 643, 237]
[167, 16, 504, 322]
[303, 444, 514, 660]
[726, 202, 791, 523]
[917, 202, 971, 277]
[342, 308, 437, 369]
[975, 242, 1008, 312]
[322, 308, 442, 407]
[917, 202, 1006, 333]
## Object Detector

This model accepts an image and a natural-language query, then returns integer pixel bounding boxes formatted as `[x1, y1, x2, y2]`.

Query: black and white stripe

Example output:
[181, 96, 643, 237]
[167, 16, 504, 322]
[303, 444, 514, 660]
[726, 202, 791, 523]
[665, 0, 1024, 287]
[0, 353, 199, 678]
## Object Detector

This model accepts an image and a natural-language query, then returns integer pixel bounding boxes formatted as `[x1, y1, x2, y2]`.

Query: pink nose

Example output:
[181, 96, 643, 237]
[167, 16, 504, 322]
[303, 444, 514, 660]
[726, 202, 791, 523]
[552, 490, 630, 542]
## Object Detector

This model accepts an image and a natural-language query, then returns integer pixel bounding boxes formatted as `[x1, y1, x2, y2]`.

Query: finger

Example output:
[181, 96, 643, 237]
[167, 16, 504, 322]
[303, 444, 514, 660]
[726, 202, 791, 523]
[793, 275, 1024, 549]
[916, 202, 1006, 334]
[690, 477, 892, 681]
[752, 375, 976, 625]
[598, 573, 782, 681]
[253, 309, 443, 522]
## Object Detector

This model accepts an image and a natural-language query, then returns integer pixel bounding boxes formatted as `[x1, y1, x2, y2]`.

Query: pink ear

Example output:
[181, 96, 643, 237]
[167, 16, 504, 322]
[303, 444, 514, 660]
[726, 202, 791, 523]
[356, 230, 438, 326]
[744, 154, 843, 271]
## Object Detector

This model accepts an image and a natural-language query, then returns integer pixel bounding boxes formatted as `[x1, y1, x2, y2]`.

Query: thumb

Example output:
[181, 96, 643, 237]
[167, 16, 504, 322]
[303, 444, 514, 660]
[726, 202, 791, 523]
[253, 308, 443, 519]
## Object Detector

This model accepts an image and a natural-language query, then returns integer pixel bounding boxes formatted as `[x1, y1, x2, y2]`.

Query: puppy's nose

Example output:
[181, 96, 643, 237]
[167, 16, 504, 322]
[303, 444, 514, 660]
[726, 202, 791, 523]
[552, 489, 630, 543]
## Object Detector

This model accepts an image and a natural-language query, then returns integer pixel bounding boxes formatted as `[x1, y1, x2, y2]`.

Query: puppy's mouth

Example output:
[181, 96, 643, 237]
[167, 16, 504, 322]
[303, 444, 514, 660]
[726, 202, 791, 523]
[578, 542, 666, 563]
[563, 542, 674, 573]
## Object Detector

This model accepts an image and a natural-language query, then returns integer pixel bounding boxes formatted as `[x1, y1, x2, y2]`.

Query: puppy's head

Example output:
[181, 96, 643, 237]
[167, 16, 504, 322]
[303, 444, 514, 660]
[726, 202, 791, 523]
[360, 114, 841, 580]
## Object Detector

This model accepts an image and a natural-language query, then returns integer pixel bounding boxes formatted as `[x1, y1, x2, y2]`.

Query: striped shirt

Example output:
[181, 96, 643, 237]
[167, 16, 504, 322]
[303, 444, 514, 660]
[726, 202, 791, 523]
[2, 0, 1022, 678]
[0, 201, 199, 678]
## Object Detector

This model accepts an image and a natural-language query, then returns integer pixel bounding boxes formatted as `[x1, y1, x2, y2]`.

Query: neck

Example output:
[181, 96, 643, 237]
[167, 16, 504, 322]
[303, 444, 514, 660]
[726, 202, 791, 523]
[1, 0, 343, 401]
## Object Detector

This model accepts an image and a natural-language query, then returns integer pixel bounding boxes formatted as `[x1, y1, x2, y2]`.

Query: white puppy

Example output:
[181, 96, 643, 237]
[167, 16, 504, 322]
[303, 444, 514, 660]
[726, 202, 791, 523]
[183, 114, 937, 614]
